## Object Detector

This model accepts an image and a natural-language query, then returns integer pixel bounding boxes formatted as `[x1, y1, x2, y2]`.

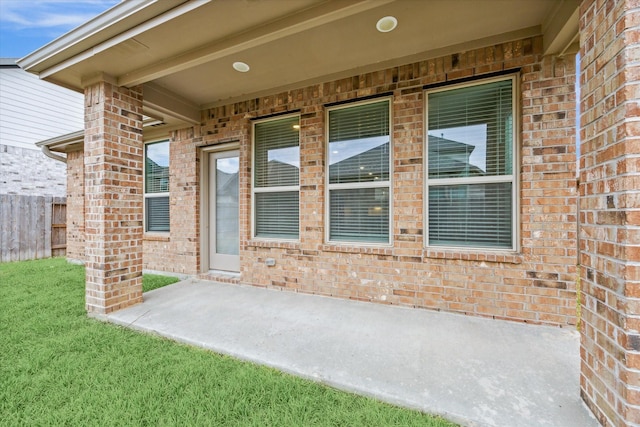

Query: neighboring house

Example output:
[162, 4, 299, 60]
[17, 1, 639, 425]
[0, 58, 83, 261]
[427, 136, 485, 177]
[0, 58, 83, 196]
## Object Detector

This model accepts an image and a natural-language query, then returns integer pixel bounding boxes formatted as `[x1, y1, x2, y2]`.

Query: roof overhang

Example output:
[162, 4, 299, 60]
[0, 58, 18, 67]
[36, 130, 84, 153]
[36, 114, 171, 156]
[19, 0, 580, 133]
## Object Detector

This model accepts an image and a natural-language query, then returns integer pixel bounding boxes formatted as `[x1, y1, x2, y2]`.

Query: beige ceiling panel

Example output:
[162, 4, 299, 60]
[132, 0, 323, 58]
[153, 0, 559, 106]
[23, 0, 566, 124]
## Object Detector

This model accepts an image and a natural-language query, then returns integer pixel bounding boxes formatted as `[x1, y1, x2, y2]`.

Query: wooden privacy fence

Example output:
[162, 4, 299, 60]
[0, 195, 66, 262]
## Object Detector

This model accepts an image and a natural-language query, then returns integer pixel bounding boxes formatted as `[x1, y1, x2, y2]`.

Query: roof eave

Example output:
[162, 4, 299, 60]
[37, 130, 84, 153]
[16, 0, 183, 74]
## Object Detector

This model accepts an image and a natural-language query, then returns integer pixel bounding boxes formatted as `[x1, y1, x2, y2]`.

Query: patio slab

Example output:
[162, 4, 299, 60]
[104, 278, 598, 427]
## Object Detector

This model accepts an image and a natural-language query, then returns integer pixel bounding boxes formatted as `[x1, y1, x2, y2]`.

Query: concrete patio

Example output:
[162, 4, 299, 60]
[104, 278, 598, 427]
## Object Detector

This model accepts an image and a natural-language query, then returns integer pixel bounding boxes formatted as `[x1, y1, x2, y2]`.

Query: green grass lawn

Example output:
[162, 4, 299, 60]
[0, 258, 457, 427]
[142, 272, 180, 292]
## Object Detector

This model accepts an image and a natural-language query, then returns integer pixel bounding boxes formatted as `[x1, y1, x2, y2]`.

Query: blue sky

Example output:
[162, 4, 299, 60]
[0, 0, 119, 59]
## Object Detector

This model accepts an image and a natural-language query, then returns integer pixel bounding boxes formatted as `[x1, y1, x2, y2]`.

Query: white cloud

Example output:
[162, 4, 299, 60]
[0, 0, 119, 30]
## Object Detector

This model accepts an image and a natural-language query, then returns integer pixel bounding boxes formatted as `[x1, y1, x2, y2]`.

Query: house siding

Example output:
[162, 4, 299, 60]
[0, 64, 83, 150]
[0, 64, 80, 198]
[0, 63, 79, 261]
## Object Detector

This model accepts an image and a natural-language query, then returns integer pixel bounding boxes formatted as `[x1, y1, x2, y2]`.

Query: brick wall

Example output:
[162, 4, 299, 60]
[579, 0, 640, 425]
[83, 81, 144, 314]
[143, 128, 201, 274]
[153, 35, 578, 326]
[66, 150, 84, 263]
[0, 144, 66, 197]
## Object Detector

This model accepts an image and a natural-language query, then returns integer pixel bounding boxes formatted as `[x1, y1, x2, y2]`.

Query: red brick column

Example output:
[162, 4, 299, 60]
[580, 0, 640, 425]
[83, 80, 144, 314]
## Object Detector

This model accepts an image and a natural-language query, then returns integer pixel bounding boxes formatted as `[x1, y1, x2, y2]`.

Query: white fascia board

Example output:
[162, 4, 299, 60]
[18, 0, 160, 72]
[35, 116, 177, 152]
[0, 58, 18, 67]
[36, 130, 84, 152]
[36, 130, 84, 147]
[17, 0, 209, 79]
[38, 0, 211, 84]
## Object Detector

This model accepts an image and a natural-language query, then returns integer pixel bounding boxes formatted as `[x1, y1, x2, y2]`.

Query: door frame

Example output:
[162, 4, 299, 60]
[200, 142, 240, 273]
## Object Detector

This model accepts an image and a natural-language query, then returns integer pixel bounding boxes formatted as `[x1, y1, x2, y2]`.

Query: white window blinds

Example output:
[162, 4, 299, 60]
[146, 197, 170, 232]
[144, 140, 170, 232]
[253, 116, 300, 239]
[327, 99, 391, 244]
[426, 77, 516, 250]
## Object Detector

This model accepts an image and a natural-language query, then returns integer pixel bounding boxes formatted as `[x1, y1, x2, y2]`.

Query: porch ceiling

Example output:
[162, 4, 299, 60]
[19, 0, 579, 132]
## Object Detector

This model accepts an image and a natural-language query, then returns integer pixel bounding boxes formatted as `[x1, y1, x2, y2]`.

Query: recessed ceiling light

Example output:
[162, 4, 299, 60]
[376, 16, 397, 33]
[233, 61, 250, 72]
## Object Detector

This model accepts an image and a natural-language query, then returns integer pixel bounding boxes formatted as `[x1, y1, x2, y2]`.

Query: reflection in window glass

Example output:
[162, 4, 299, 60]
[327, 99, 391, 244]
[428, 79, 512, 179]
[426, 77, 515, 250]
[145, 142, 170, 193]
[254, 116, 299, 188]
[216, 157, 239, 255]
[329, 136, 389, 184]
[144, 140, 170, 232]
[253, 115, 300, 239]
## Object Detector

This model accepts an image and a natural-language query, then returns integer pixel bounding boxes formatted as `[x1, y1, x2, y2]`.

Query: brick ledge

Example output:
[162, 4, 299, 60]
[144, 233, 170, 242]
[247, 240, 300, 250]
[424, 249, 523, 264]
[320, 244, 394, 256]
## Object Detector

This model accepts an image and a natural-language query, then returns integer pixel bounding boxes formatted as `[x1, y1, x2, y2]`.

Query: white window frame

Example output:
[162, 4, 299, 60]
[424, 74, 519, 252]
[325, 97, 393, 246]
[251, 113, 301, 241]
[144, 138, 170, 234]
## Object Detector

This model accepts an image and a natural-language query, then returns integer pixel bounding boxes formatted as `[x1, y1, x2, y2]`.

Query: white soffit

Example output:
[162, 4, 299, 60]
[20, 0, 574, 123]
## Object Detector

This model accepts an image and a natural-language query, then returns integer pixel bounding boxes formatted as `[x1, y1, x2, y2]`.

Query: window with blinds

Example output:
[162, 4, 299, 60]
[327, 99, 391, 244]
[144, 140, 170, 232]
[425, 76, 516, 250]
[253, 115, 300, 239]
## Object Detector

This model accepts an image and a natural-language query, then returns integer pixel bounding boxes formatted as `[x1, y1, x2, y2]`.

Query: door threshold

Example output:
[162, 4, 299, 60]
[208, 269, 240, 277]
[198, 270, 241, 285]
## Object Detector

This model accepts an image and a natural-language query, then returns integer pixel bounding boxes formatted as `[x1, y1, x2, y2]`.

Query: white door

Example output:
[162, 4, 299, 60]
[209, 151, 240, 272]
